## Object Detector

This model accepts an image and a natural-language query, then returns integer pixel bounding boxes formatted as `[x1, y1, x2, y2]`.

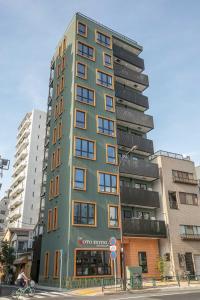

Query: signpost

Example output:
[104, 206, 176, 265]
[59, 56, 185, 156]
[110, 237, 117, 290]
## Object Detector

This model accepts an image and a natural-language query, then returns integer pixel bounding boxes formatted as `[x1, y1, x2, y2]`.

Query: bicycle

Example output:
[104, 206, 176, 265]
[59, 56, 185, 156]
[11, 280, 36, 299]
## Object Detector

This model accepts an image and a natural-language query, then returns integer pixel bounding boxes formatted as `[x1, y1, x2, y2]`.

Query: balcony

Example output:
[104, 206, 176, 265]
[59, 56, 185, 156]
[112, 37, 142, 56]
[115, 82, 149, 111]
[173, 176, 198, 185]
[114, 63, 149, 92]
[180, 234, 200, 241]
[13, 150, 28, 168]
[10, 186, 24, 199]
[113, 44, 144, 72]
[117, 130, 154, 156]
[116, 106, 154, 133]
[12, 162, 27, 178]
[119, 158, 159, 181]
[122, 219, 167, 238]
[120, 186, 160, 208]
[17, 119, 31, 139]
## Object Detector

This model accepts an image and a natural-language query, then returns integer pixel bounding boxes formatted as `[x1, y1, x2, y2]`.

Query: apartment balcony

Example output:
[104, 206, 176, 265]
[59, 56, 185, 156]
[173, 176, 198, 185]
[117, 130, 154, 156]
[10, 197, 23, 210]
[113, 44, 144, 72]
[114, 63, 149, 92]
[180, 234, 200, 241]
[10, 173, 25, 189]
[48, 95, 53, 105]
[119, 158, 159, 181]
[13, 150, 28, 168]
[116, 106, 154, 133]
[8, 208, 21, 222]
[17, 119, 31, 139]
[120, 186, 160, 208]
[122, 219, 167, 238]
[16, 130, 30, 150]
[12, 162, 27, 178]
[10, 186, 24, 199]
[115, 82, 149, 112]
[49, 76, 53, 88]
[112, 37, 142, 56]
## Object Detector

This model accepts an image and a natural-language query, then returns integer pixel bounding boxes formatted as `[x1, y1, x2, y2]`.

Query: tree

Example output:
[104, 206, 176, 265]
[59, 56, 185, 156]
[0, 241, 15, 277]
[157, 256, 166, 280]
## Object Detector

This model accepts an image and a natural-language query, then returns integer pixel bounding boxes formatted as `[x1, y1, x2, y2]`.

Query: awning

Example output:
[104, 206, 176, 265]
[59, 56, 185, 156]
[13, 256, 28, 265]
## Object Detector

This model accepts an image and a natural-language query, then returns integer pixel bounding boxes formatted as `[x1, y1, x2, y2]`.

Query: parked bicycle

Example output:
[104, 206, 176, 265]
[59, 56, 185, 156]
[11, 280, 36, 299]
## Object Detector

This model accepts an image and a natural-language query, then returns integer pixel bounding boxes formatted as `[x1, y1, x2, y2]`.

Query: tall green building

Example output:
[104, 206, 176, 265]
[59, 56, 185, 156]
[39, 13, 166, 287]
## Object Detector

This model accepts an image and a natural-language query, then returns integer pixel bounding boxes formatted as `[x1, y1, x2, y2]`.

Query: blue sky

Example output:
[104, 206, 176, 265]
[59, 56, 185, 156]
[1, 0, 200, 197]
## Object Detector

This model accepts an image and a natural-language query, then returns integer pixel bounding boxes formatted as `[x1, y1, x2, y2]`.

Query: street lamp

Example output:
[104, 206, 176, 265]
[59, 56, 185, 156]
[118, 145, 138, 290]
[0, 156, 10, 190]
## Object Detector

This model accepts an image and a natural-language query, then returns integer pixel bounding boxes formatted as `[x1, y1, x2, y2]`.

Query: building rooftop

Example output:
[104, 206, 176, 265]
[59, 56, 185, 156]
[149, 150, 191, 161]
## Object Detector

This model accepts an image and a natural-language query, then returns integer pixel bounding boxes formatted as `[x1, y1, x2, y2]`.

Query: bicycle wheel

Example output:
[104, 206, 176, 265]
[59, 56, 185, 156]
[11, 290, 17, 299]
[28, 287, 35, 297]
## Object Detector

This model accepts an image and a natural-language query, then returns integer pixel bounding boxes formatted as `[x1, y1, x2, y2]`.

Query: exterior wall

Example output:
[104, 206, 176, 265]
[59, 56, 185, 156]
[124, 238, 160, 277]
[152, 154, 200, 276]
[8, 110, 46, 229]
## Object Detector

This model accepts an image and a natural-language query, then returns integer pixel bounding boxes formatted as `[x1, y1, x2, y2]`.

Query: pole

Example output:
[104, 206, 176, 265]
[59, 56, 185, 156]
[114, 257, 117, 291]
[60, 249, 63, 289]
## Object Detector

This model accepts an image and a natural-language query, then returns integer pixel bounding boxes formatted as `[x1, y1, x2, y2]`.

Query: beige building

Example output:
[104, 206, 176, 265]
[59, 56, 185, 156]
[151, 151, 200, 277]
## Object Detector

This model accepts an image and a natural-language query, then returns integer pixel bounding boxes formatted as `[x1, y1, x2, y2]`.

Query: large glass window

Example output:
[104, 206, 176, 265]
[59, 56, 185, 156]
[75, 137, 95, 160]
[73, 202, 95, 225]
[109, 206, 119, 227]
[107, 145, 117, 164]
[97, 70, 113, 88]
[105, 95, 114, 112]
[96, 31, 111, 48]
[138, 252, 148, 273]
[77, 41, 94, 60]
[77, 62, 87, 79]
[77, 22, 87, 37]
[76, 85, 95, 105]
[98, 172, 117, 194]
[179, 192, 198, 206]
[75, 110, 86, 129]
[104, 53, 112, 68]
[76, 250, 111, 276]
[74, 167, 86, 190]
[97, 117, 115, 136]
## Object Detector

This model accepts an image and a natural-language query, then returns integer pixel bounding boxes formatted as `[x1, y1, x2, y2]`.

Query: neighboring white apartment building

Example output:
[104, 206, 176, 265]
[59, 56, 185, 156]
[151, 151, 200, 277]
[0, 190, 10, 242]
[8, 110, 46, 229]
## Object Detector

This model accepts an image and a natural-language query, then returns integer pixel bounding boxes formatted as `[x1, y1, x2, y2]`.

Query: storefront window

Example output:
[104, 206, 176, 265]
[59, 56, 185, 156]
[76, 250, 111, 276]
[138, 251, 148, 273]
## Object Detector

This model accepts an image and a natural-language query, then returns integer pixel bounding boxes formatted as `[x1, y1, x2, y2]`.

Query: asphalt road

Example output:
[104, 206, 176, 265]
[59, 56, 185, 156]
[2, 287, 200, 300]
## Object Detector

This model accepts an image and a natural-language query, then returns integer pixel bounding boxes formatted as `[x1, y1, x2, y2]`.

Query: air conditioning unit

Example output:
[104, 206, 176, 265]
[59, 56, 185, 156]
[148, 187, 153, 191]
[151, 216, 156, 220]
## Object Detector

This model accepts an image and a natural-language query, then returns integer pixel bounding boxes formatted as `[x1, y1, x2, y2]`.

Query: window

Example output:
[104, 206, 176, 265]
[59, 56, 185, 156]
[77, 21, 87, 37]
[47, 209, 52, 232]
[51, 152, 56, 170]
[61, 56, 65, 71]
[76, 85, 95, 106]
[52, 127, 57, 144]
[44, 252, 49, 278]
[172, 170, 196, 184]
[49, 179, 54, 200]
[60, 76, 64, 91]
[103, 53, 112, 68]
[105, 95, 114, 112]
[57, 64, 61, 78]
[76, 250, 111, 276]
[54, 103, 59, 119]
[56, 83, 60, 97]
[73, 201, 96, 226]
[62, 38, 66, 51]
[59, 98, 64, 115]
[53, 207, 58, 230]
[169, 191, 178, 209]
[97, 116, 115, 137]
[57, 121, 62, 139]
[56, 148, 61, 167]
[77, 41, 95, 60]
[73, 167, 86, 190]
[180, 225, 200, 237]
[106, 145, 117, 164]
[74, 137, 96, 160]
[96, 31, 111, 48]
[135, 183, 147, 190]
[53, 250, 60, 278]
[108, 205, 119, 227]
[98, 172, 118, 194]
[96, 70, 113, 89]
[123, 210, 132, 219]
[76, 62, 87, 79]
[75, 109, 86, 129]
[138, 252, 148, 273]
[135, 211, 150, 220]
[179, 192, 198, 206]
[54, 176, 60, 197]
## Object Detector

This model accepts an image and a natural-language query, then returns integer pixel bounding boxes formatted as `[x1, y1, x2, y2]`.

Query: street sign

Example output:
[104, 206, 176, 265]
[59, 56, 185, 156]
[110, 245, 117, 252]
[110, 251, 117, 260]
[110, 237, 117, 246]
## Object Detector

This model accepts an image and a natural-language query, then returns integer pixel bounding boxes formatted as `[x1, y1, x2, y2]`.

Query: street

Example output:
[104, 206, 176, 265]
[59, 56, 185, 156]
[2, 287, 200, 300]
